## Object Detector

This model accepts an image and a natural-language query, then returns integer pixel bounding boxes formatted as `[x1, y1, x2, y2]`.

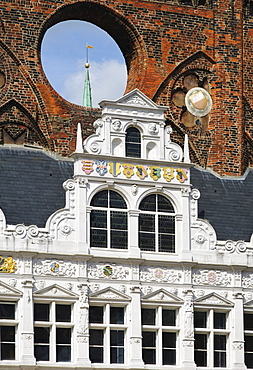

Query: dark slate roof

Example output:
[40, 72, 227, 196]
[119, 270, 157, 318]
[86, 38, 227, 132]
[0, 146, 252, 241]
[191, 167, 253, 242]
[0, 147, 73, 228]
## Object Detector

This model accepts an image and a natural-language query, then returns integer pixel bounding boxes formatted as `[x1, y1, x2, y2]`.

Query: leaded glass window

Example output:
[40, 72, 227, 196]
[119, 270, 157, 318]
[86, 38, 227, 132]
[139, 194, 175, 252]
[90, 190, 128, 249]
[125, 127, 141, 158]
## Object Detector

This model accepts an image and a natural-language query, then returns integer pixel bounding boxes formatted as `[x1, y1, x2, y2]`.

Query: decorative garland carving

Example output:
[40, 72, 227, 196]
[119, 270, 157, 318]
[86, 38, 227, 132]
[192, 269, 231, 286]
[140, 266, 182, 283]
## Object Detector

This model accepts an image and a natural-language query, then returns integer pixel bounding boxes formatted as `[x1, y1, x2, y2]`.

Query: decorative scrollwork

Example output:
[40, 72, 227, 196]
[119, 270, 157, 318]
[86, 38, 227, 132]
[168, 149, 181, 162]
[63, 179, 75, 191]
[191, 188, 201, 200]
[27, 225, 39, 238]
[90, 142, 101, 154]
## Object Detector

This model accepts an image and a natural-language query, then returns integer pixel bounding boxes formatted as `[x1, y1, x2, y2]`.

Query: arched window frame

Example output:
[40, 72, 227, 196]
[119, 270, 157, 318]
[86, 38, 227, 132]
[125, 126, 141, 158]
[90, 189, 128, 249]
[138, 193, 176, 253]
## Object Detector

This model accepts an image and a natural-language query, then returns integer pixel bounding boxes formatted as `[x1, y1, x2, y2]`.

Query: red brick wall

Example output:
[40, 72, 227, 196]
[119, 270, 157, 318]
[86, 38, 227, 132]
[0, 0, 251, 175]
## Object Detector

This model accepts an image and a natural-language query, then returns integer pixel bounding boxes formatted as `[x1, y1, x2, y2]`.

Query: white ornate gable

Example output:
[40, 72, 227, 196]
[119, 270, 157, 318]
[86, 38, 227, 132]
[83, 88, 184, 162]
[33, 284, 78, 299]
[194, 292, 233, 307]
[89, 287, 131, 301]
[142, 288, 183, 303]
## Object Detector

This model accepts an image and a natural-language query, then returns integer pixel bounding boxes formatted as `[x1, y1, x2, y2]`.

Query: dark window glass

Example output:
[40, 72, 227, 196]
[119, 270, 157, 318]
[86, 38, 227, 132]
[34, 327, 50, 344]
[214, 312, 226, 329]
[214, 335, 226, 367]
[162, 309, 176, 326]
[142, 331, 156, 364]
[56, 328, 71, 362]
[245, 336, 253, 368]
[163, 332, 176, 365]
[139, 194, 175, 253]
[90, 191, 127, 249]
[34, 303, 50, 321]
[139, 214, 155, 251]
[245, 313, 253, 330]
[109, 191, 127, 209]
[0, 326, 15, 360]
[139, 194, 156, 211]
[125, 127, 141, 158]
[194, 311, 207, 328]
[194, 333, 207, 367]
[110, 212, 128, 249]
[110, 330, 124, 363]
[90, 329, 103, 345]
[89, 306, 103, 324]
[56, 304, 71, 322]
[34, 344, 49, 361]
[142, 309, 156, 325]
[91, 190, 108, 207]
[34, 327, 50, 361]
[158, 194, 174, 212]
[110, 307, 124, 324]
[91, 210, 107, 229]
[89, 329, 104, 363]
[0, 304, 15, 319]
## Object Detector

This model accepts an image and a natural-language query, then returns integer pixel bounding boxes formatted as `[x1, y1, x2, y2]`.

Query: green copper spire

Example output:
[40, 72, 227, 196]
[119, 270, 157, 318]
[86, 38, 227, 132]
[82, 44, 94, 108]
[82, 63, 92, 107]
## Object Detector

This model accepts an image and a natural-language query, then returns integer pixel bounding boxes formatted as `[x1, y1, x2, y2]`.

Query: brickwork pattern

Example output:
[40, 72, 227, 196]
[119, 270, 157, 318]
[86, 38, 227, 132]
[0, 0, 252, 175]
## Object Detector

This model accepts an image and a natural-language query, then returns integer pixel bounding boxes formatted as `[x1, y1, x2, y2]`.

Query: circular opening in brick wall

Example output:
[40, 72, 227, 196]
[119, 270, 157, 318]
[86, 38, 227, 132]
[0, 71, 6, 89]
[41, 20, 127, 107]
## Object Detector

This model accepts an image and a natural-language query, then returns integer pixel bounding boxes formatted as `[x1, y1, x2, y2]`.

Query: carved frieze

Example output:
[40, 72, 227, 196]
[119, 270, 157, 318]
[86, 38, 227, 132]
[33, 259, 76, 277]
[140, 266, 182, 283]
[88, 263, 129, 280]
[192, 269, 231, 286]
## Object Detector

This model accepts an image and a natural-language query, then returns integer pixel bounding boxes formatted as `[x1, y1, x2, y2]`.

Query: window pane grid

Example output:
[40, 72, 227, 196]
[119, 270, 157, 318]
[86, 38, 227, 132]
[245, 313, 253, 368]
[90, 190, 128, 249]
[34, 302, 72, 363]
[89, 305, 126, 364]
[194, 310, 228, 368]
[139, 194, 175, 253]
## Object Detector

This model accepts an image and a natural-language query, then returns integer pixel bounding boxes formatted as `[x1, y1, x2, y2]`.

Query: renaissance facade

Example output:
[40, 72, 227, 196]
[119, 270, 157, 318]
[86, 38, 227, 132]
[0, 90, 252, 370]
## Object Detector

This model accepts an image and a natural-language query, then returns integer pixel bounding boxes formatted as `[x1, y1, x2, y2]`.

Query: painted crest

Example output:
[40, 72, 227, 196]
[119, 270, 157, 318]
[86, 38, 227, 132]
[81, 160, 94, 174]
[96, 160, 108, 176]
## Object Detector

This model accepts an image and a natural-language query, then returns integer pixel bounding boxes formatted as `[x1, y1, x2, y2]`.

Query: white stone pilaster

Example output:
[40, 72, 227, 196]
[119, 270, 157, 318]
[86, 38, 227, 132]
[76, 283, 91, 366]
[181, 289, 196, 369]
[129, 285, 144, 367]
[128, 210, 140, 258]
[231, 292, 247, 370]
[75, 178, 89, 254]
[20, 279, 35, 364]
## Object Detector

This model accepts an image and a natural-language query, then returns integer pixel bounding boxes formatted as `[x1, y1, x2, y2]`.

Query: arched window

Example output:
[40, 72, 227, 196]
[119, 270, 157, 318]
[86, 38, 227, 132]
[139, 194, 175, 253]
[125, 127, 141, 157]
[90, 190, 128, 249]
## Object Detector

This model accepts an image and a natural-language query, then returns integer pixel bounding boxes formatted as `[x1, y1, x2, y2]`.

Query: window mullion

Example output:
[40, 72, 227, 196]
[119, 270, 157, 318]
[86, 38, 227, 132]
[105, 304, 110, 363]
[51, 302, 56, 363]
[108, 210, 111, 249]
[210, 309, 214, 368]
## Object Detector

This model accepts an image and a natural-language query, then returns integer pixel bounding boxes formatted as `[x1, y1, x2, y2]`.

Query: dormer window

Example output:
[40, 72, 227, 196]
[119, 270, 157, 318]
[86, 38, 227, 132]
[125, 127, 141, 158]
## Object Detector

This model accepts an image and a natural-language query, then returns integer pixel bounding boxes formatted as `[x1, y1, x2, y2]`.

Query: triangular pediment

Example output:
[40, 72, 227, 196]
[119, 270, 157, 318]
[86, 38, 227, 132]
[142, 288, 183, 303]
[89, 287, 131, 301]
[100, 89, 166, 110]
[33, 284, 78, 299]
[194, 292, 233, 307]
[0, 281, 22, 296]
[244, 299, 253, 307]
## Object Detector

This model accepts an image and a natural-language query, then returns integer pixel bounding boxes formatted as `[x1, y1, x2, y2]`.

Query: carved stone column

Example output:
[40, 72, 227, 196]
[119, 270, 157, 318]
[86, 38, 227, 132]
[129, 285, 144, 367]
[21, 279, 35, 364]
[75, 177, 89, 253]
[231, 292, 247, 370]
[76, 283, 91, 365]
[181, 289, 196, 369]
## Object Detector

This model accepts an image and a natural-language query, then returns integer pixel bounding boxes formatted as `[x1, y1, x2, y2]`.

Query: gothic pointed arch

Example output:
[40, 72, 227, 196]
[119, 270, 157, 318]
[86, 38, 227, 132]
[0, 99, 49, 148]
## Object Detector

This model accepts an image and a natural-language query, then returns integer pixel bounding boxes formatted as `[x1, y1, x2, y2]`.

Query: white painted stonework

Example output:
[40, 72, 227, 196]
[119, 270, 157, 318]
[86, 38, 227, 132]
[0, 89, 252, 370]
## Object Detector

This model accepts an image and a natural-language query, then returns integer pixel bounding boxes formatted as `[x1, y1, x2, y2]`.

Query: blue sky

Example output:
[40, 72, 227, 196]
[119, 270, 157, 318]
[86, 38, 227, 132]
[41, 21, 127, 107]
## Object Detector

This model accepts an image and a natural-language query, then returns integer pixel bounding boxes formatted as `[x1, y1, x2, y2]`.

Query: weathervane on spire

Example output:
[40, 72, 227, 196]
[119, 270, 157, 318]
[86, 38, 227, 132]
[82, 44, 94, 108]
